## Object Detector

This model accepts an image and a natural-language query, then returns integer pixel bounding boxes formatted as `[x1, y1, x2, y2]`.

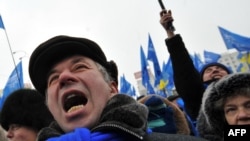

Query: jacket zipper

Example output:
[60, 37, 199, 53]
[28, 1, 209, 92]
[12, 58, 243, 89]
[91, 123, 144, 140]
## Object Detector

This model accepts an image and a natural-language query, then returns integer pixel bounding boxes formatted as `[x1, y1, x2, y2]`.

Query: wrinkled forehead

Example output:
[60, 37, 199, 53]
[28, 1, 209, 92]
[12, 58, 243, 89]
[223, 94, 250, 106]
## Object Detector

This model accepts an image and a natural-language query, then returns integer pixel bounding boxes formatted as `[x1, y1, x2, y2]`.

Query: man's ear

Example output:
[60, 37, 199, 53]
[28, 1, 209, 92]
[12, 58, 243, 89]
[110, 81, 118, 94]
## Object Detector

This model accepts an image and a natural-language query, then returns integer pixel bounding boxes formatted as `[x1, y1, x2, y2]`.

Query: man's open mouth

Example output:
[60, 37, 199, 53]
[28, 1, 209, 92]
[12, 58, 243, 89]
[63, 93, 87, 113]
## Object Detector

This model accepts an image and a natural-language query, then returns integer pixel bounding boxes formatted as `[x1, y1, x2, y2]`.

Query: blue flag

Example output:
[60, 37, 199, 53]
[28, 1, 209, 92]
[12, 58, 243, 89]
[140, 46, 155, 94]
[0, 61, 24, 110]
[163, 57, 174, 92]
[218, 26, 250, 51]
[119, 74, 130, 93]
[191, 53, 204, 71]
[119, 74, 136, 97]
[203, 50, 221, 64]
[147, 34, 162, 86]
[0, 15, 5, 29]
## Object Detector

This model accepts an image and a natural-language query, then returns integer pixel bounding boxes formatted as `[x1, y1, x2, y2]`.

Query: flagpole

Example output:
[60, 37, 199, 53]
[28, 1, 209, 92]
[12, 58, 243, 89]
[12, 51, 26, 88]
[1, 15, 23, 88]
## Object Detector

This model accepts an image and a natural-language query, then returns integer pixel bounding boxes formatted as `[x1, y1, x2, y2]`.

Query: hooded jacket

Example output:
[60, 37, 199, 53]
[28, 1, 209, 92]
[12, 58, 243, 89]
[37, 94, 207, 141]
[197, 72, 250, 141]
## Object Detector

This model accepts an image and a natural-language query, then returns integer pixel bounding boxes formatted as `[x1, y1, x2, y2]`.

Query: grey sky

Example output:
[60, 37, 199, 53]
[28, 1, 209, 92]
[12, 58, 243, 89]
[0, 0, 249, 91]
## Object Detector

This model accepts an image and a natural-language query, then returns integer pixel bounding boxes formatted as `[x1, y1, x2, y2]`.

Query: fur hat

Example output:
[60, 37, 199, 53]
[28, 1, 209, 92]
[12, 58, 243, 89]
[199, 62, 231, 81]
[197, 72, 250, 140]
[29, 35, 118, 95]
[0, 89, 54, 131]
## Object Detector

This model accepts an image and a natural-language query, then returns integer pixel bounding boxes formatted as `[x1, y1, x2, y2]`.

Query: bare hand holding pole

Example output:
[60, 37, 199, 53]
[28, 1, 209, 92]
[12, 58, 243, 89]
[158, 0, 175, 32]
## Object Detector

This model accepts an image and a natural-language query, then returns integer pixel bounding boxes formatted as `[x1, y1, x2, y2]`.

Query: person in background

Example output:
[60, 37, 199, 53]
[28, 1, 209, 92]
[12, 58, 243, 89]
[168, 94, 199, 136]
[138, 94, 190, 135]
[197, 72, 250, 141]
[0, 88, 54, 141]
[159, 9, 231, 123]
[28, 35, 208, 141]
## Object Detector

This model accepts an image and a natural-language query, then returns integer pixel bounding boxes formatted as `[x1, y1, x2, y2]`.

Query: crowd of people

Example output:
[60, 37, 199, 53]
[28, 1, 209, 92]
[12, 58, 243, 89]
[0, 9, 248, 141]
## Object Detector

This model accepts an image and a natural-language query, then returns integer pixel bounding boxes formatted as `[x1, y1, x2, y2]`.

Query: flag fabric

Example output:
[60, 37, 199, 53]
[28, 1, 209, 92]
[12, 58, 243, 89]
[203, 50, 221, 64]
[163, 57, 174, 92]
[246, 52, 250, 69]
[191, 53, 204, 71]
[131, 86, 136, 97]
[237, 51, 250, 63]
[158, 57, 174, 96]
[147, 34, 161, 86]
[140, 46, 155, 94]
[236, 63, 246, 72]
[0, 61, 24, 110]
[119, 74, 136, 97]
[0, 15, 5, 29]
[119, 74, 130, 93]
[146, 80, 156, 94]
[236, 52, 249, 72]
[157, 61, 168, 97]
[218, 26, 250, 51]
[158, 61, 168, 90]
[247, 52, 250, 64]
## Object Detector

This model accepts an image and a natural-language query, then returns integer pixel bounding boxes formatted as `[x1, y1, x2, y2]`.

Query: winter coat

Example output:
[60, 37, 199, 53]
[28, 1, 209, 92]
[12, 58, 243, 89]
[165, 34, 205, 121]
[197, 72, 250, 141]
[37, 94, 208, 141]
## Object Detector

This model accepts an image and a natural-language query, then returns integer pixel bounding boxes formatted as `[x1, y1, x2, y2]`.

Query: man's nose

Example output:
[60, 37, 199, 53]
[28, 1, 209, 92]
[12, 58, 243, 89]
[6, 129, 13, 139]
[58, 70, 76, 88]
[211, 67, 220, 73]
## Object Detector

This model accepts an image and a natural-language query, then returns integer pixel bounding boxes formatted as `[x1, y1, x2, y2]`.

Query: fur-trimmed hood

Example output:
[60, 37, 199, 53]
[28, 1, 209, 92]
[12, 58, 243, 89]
[197, 72, 250, 141]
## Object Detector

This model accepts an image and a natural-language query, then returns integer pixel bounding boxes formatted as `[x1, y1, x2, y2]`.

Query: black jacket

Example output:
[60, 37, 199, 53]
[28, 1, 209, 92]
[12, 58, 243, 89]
[165, 35, 205, 121]
[37, 94, 207, 141]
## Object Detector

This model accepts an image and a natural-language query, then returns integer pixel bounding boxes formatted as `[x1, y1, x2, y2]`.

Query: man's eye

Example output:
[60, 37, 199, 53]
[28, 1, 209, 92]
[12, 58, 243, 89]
[48, 75, 59, 85]
[205, 69, 212, 73]
[225, 108, 236, 114]
[245, 102, 250, 108]
[74, 64, 89, 70]
[9, 124, 21, 131]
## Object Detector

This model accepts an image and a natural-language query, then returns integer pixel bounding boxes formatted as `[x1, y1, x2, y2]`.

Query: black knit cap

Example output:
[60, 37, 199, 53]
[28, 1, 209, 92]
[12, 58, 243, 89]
[200, 62, 231, 81]
[29, 35, 118, 95]
[0, 88, 54, 131]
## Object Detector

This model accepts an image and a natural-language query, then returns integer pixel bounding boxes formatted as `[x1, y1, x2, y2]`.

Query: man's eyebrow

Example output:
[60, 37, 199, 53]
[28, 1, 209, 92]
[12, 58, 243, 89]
[71, 57, 85, 64]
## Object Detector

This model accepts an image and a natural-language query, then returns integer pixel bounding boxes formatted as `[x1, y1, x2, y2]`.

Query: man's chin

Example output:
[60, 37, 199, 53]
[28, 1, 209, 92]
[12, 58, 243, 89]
[203, 78, 219, 85]
[213, 76, 223, 79]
